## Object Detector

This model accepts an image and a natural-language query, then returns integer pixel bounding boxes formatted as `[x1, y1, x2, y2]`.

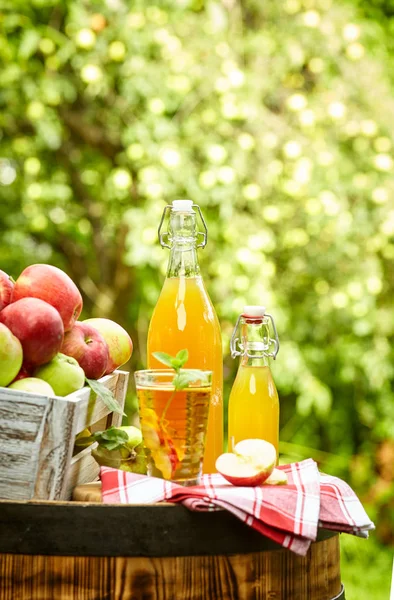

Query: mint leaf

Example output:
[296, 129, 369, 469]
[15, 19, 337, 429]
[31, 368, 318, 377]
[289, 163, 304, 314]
[152, 352, 175, 368]
[85, 378, 126, 416]
[173, 369, 209, 390]
[176, 349, 189, 367]
[170, 358, 183, 369]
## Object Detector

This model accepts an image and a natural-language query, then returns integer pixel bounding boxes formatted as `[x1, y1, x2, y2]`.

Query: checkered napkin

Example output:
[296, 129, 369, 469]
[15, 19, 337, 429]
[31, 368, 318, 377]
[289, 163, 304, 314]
[100, 459, 374, 556]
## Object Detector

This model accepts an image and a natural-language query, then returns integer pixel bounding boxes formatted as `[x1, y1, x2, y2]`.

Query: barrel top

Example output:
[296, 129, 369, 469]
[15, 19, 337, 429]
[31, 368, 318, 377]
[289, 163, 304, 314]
[0, 498, 338, 557]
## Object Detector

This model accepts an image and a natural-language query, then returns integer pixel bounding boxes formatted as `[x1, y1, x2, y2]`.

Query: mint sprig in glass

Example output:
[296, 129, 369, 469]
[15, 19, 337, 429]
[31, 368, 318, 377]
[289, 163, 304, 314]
[152, 349, 208, 422]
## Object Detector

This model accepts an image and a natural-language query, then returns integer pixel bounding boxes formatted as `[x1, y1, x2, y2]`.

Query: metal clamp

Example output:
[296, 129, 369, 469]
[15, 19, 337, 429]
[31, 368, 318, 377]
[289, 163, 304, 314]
[158, 204, 208, 249]
[230, 313, 280, 360]
[265, 313, 280, 359]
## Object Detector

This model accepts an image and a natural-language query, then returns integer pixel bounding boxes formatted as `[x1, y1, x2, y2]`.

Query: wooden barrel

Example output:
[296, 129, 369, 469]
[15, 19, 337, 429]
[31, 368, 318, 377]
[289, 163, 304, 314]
[0, 497, 345, 600]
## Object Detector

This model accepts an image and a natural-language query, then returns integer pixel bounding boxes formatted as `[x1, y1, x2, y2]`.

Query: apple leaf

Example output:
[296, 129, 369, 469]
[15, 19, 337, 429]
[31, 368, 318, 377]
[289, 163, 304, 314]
[90, 427, 130, 450]
[101, 426, 129, 443]
[85, 378, 126, 416]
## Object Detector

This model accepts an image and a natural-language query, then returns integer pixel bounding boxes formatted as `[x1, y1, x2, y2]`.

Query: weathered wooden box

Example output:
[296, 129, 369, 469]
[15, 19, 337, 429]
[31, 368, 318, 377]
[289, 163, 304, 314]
[0, 370, 129, 501]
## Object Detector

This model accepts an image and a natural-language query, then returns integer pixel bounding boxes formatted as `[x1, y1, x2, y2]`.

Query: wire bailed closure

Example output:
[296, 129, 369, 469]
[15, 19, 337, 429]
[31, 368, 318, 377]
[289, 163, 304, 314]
[230, 310, 280, 360]
[158, 202, 208, 249]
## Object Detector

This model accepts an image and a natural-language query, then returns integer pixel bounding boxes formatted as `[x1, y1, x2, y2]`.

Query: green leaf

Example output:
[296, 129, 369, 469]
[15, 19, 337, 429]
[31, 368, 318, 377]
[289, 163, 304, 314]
[85, 378, 126, 416]
[152, 352, 175, 368]
[101, 426, 129, 443]
[170, 358, 183, 369]
[175, 349, 189, 367]
[100, 440, 124, 451]
[19, 30, 40, 60]
[173, 369, 209, 390]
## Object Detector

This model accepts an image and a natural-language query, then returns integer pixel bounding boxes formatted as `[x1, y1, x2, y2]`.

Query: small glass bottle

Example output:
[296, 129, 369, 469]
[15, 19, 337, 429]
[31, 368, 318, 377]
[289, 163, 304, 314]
[228, 305, 280, 458]
[147, 200, 223, 473]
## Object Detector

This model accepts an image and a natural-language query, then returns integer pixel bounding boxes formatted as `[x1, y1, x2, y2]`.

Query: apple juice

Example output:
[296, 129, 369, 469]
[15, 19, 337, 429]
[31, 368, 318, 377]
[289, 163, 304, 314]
[228, 306, 280, 459]
[228, 365, 279, 453]
[147, 200, 223, 474]
[136, 376, 211, 486]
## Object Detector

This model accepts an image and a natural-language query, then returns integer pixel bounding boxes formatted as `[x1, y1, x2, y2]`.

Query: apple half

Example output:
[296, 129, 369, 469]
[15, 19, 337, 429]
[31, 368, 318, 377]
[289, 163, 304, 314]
[265, 468, 288, 485]
[216, 439, 277, 487]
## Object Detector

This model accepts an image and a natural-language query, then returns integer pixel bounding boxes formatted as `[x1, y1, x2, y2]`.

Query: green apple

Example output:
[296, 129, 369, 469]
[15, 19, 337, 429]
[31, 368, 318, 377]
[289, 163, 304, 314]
[119, 425, 143, 450]
[0, 323, 23, 387]
[90, 425, 146, 473]
[83, 318, 133, 375]
[74, 428, 93, 448]
[9, 377, 55, 396]
[35, 353, 85, 396]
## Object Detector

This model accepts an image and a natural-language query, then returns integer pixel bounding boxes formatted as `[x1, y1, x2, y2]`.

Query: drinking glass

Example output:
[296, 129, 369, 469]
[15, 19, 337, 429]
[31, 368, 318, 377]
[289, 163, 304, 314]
[134, 369, 212, 486]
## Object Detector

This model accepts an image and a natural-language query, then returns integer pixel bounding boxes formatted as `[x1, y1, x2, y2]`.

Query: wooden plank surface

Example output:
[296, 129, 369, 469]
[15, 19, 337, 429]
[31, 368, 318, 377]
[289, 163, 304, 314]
[34, 395, 79, 501]
[0, 391, 49, 500]
[65, 448, 100, 500]
[0, 498, 338, 558]
[0, 536, 342, 600]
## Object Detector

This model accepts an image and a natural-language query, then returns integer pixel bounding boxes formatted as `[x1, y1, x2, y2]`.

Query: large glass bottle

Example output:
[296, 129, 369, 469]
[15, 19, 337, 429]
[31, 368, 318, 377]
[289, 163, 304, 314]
[147, 200, 223, 473]
[228, 306, 280, 458]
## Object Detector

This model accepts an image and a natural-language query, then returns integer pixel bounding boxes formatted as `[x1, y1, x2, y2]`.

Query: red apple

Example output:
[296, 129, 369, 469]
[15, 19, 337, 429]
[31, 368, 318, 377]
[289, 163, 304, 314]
[61, 322, 109, 379]
[215, 439, 276, 487]
[13, 264, 83, 331]
[0, 297, 64, 367]
[83, 318, 133, 374]
[0, 269, 14, 311]
[11, 366, 31, 383]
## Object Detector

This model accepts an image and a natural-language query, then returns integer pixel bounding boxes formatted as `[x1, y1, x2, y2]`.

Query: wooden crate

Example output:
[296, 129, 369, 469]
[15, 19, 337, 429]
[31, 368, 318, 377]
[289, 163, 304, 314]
[0, 370, 129, 502]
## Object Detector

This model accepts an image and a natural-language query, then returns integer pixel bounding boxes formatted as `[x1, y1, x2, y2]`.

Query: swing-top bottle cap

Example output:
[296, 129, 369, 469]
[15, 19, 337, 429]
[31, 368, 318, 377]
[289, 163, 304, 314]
[172, 199, 195, 212]
[242, 305, 266, 318]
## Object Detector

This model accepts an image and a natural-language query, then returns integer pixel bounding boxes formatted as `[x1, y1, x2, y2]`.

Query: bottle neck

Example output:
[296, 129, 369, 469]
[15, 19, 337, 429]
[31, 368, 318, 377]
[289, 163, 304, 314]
[239, 320, 271, 367]
[167, 244, 200, 278]
[166, 211, 200, 278]
[240, 347, 270, 367]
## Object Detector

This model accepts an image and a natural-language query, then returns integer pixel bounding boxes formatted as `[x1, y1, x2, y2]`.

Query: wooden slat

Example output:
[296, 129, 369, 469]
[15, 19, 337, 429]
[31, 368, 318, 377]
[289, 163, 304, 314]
[0, 537, 342, 600]
[0, 392, 49, 500]
[65, 447, 100, 500]
[110, 370, 129, 428]
[34, 395, 80, 501]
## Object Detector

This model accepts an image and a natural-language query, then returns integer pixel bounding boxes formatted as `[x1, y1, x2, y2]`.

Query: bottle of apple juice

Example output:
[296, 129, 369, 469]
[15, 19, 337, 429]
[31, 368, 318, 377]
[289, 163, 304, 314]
[228, 306, 280, 459]
[147, 200, 223, 473]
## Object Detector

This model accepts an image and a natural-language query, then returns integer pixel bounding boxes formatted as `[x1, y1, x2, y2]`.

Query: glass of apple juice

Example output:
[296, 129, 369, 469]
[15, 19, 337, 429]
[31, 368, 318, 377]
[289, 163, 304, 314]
[134, 369, 212, 486]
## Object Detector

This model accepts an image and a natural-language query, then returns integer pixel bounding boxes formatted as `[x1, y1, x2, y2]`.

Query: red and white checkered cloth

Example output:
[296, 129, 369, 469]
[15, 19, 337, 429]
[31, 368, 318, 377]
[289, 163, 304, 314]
[100, 459, 374, 556]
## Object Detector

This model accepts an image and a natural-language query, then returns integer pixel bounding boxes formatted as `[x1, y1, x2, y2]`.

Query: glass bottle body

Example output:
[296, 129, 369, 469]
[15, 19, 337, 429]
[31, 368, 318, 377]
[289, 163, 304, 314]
[228, 315, 279, 457]
[147, 205, 223, 473]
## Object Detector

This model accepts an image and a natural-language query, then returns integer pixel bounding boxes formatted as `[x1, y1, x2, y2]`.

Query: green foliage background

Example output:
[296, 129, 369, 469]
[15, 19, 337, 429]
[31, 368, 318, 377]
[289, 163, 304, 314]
[1, 0, 393, 595]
